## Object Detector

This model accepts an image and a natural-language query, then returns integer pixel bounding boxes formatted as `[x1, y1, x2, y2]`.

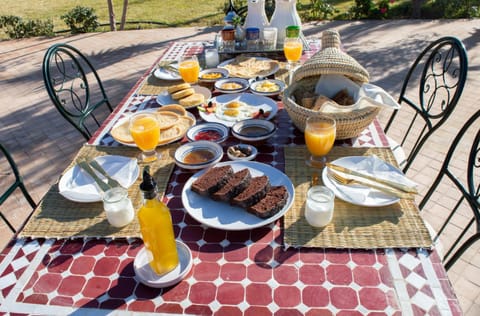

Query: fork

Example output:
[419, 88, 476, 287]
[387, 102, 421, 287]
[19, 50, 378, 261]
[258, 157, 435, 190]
[327, 168, 414, 200]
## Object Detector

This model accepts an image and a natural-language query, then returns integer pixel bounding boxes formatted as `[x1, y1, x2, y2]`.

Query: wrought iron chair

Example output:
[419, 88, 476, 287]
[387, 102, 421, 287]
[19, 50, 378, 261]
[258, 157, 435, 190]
[384, 36, 468, 173]
[42, 43, 113, 141]
[0, 143, 37, 233]
[419, 109, 480, 270]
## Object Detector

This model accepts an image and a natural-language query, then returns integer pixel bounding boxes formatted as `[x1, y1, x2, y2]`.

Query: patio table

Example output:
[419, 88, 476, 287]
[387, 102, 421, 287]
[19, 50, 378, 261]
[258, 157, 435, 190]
[0, 41, 462, 315]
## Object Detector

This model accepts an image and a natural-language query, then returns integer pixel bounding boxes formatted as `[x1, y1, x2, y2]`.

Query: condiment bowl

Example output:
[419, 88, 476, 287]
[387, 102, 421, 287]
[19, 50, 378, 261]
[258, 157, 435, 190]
[250, 79, 286, 97]
[227, 144, 258, 161]
[186, 122, 229, 143]
[174, 141, 223, 170]
[198, 68, 229, 83]
[215, 78, 250, 94]
[231, 119, 277, 143]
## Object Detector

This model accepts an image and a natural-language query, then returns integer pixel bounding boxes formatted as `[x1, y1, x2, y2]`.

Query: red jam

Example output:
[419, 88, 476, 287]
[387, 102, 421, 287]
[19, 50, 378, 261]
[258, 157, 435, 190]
[194, 130, 222, 141]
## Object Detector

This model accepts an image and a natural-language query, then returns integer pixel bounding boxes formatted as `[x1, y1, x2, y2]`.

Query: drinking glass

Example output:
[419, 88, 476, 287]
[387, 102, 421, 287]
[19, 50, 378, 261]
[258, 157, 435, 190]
[129, 112, 160, 163]
[178, 55, 200, 84]
[304, 116, 336, 168]
[283, 37, 303, 84]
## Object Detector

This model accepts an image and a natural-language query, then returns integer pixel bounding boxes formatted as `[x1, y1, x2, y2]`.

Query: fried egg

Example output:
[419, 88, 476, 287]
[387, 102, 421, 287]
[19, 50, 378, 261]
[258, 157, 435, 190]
[215, 100, 257, 121]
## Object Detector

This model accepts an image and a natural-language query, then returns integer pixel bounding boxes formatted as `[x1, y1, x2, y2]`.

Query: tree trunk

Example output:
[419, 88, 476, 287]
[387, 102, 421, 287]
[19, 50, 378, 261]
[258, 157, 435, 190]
[411, 0, 425, 19]
[107, 0, 117, 31]
[120, 0, 129, 31]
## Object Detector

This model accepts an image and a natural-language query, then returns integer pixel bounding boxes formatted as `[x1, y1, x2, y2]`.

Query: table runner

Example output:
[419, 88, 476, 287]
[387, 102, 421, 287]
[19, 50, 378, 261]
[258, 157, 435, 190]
[283, 146, 432, 249]
[19, 144, 178, 239]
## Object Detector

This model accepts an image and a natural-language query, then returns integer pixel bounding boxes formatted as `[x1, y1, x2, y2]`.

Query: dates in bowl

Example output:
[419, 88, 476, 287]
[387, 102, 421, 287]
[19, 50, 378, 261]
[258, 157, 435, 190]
[186, 122, 229, 143]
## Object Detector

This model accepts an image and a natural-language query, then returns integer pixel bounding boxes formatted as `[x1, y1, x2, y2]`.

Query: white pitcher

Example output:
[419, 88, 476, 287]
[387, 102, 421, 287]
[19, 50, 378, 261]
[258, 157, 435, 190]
[243, 0, 269, 32]
[269, 0, 302, 45]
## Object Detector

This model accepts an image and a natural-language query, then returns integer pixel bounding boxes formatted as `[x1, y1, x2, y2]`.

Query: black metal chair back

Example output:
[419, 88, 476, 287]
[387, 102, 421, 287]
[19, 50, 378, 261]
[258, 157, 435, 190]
[419, 109, 480, 270]
[0, 143, 36, 233]
[42, 43, 113, 141]
[384, 36, 468, 172]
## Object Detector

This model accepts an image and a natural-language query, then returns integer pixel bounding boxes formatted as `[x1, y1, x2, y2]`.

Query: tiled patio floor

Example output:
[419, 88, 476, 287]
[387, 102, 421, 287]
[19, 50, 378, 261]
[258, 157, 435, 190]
[1, 20, 479, 314]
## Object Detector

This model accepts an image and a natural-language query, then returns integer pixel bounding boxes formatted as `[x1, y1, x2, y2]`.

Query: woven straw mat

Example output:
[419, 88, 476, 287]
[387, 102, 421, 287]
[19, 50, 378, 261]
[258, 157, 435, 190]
[283, 146, 432, 249]
[19, 144, 178, 239]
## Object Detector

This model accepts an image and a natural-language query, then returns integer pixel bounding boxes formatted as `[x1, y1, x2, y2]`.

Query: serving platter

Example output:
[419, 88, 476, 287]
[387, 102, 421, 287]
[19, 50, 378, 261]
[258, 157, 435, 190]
[181, 161, 294, 230]
[218, 56, 280, 79]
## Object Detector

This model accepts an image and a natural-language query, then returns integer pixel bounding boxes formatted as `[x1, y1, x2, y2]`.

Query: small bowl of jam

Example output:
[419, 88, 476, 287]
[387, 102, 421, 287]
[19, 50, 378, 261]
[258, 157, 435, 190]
[231, 119, 276, 143]
[174, 141, 223, 170]
[186, 122, 229, 143]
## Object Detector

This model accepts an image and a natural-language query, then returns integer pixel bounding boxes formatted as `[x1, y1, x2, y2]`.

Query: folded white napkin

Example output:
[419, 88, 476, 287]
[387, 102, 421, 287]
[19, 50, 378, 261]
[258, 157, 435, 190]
[326, 155, 417, 206]
[59, 155, 139, 203]
[314, 74, 400, 114]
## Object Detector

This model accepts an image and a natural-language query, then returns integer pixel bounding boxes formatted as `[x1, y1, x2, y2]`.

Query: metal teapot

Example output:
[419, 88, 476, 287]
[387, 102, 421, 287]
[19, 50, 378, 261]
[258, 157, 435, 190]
[269, 0, 302, 45]
[243, 0, 269, 32]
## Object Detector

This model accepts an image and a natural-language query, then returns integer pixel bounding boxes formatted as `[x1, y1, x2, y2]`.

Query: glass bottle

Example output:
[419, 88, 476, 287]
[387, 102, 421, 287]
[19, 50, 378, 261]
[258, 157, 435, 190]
[138, 168, 179, 275]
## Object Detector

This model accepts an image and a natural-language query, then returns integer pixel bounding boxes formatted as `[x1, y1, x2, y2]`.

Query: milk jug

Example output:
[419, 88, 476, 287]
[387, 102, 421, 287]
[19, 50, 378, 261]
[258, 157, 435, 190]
[243, 0, 269, 32]
[269, 0, 302, 45]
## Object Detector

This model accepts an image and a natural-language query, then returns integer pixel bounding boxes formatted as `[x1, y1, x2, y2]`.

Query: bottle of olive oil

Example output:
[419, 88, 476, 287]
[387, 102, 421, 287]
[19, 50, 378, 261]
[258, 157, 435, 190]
[138, 168, 179, 275]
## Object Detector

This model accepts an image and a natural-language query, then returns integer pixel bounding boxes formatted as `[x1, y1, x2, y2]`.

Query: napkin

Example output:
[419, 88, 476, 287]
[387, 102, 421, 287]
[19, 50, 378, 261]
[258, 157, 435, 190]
[314, 74, 400, 114]
[326, 155, 417, 205]
[59, 155, 139, 203]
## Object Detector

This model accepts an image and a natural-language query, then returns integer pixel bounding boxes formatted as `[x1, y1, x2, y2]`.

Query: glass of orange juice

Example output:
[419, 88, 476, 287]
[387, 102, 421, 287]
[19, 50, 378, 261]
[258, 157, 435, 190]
[178, 55, 200, 84]
[304, 116, 336, 168]
[129, 112, 160, 163]
[283, 37, 303, 84]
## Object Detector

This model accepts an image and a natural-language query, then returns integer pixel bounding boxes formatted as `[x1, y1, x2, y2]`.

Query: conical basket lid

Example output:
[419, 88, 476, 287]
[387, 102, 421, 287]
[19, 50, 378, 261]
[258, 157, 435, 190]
[293, 30, 370, 83]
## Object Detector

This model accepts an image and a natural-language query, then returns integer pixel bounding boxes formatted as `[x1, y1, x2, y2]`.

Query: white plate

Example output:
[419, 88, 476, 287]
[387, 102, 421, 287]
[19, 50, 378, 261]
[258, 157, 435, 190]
[218, 57, 280, 79]
[111, 110, 196, 147]
[181, 161, 294, 230]
[156, 85, 211, 109]
[322, 156, 403, 207]
[134, 240, 192, 288]
[200, 93, 278, 127]
[153, 63, 182, 81]
[58, 155, 140, 203]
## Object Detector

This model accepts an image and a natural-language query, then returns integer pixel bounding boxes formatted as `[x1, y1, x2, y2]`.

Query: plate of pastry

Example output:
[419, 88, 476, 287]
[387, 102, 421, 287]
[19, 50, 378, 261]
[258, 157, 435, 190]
[156, 83, 211, 109]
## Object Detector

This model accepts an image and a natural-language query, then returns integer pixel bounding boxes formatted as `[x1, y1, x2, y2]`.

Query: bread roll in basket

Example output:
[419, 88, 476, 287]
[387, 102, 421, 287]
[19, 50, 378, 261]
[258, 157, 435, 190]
[283, 30, 380, 140]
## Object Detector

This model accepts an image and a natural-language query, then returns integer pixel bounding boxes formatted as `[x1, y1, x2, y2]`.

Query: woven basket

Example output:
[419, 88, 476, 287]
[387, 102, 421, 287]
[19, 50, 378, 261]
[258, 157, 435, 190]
[283, 30, 380, 139]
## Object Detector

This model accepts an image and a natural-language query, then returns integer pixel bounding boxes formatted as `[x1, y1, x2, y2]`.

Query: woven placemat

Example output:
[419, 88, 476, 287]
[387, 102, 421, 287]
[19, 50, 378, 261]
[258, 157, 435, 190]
[137, 73, 183, 95]
[19, 144, 178, 239]
[283, 146, 432, 249]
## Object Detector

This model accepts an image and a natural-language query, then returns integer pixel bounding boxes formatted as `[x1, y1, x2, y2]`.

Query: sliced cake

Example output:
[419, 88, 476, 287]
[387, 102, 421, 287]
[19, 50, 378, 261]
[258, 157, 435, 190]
[212, 168, 252, 202]
[191, 165, 233, 196]
[248, 186, 288, 219]
[231, 175, 270, 209]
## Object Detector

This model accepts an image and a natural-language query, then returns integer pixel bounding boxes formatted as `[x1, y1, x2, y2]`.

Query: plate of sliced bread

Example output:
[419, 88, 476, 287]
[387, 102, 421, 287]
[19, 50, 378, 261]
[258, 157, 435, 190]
[157, 83, 211, 109]
[110, 106, 196, 147]
[181, 161, 294, 230]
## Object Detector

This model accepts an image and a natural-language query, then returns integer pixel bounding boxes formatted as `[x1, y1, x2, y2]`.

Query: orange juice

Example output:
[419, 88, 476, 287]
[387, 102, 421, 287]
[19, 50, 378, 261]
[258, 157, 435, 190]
[178, 60, 200, 83]
[305, 122, 336, 157]
[129, 116, 160, 151]
[283, 40, 303, 62]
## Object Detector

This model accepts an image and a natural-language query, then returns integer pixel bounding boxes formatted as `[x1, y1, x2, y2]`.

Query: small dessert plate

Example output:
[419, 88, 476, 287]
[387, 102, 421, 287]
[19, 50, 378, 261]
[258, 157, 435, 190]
[134, 240, 193, 288]
[227, 144, 258, 161]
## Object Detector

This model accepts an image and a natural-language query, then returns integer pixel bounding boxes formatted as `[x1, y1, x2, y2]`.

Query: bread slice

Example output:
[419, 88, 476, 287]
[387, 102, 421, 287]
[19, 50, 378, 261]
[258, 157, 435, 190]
[110, 120, 134, 144]
[179, 93, 205, 107]
[158, 126, 181, 145]
[157, 104, 187, 117]
[231, 175, 270, 209]
[191, 166, 234, 196]
[167, 83, 191, 94]
[172, 88, 194, 100]
[155, 111, 179, 130]
[212, 168, 252, 202]
[248, 186, 288, 218]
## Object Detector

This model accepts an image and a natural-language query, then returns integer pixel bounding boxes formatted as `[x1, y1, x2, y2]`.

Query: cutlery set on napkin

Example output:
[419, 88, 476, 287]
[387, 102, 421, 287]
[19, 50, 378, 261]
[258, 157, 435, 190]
[59, 155, 140, 203]
[323, 155, 418, 206]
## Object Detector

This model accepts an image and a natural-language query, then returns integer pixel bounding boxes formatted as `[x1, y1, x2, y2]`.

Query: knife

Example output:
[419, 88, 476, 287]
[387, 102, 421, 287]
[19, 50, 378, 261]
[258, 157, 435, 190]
[88, 160, 121, 188]
[77, 161, 111, 193]
[326, 162, 418, 194]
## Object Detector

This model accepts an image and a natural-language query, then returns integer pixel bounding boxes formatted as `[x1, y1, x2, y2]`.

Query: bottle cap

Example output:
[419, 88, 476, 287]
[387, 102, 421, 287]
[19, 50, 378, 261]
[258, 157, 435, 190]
[140, 167, 158, 199]
[286, 25, 300, 38]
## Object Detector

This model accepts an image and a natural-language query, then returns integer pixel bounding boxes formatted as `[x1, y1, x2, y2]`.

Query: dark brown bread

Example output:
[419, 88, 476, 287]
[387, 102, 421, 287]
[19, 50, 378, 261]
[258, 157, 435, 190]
[191, 165, 233, 196]
[212, 168, 252, 202]
[248, 186, 288, 218]
[231, 175, 270, 209]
